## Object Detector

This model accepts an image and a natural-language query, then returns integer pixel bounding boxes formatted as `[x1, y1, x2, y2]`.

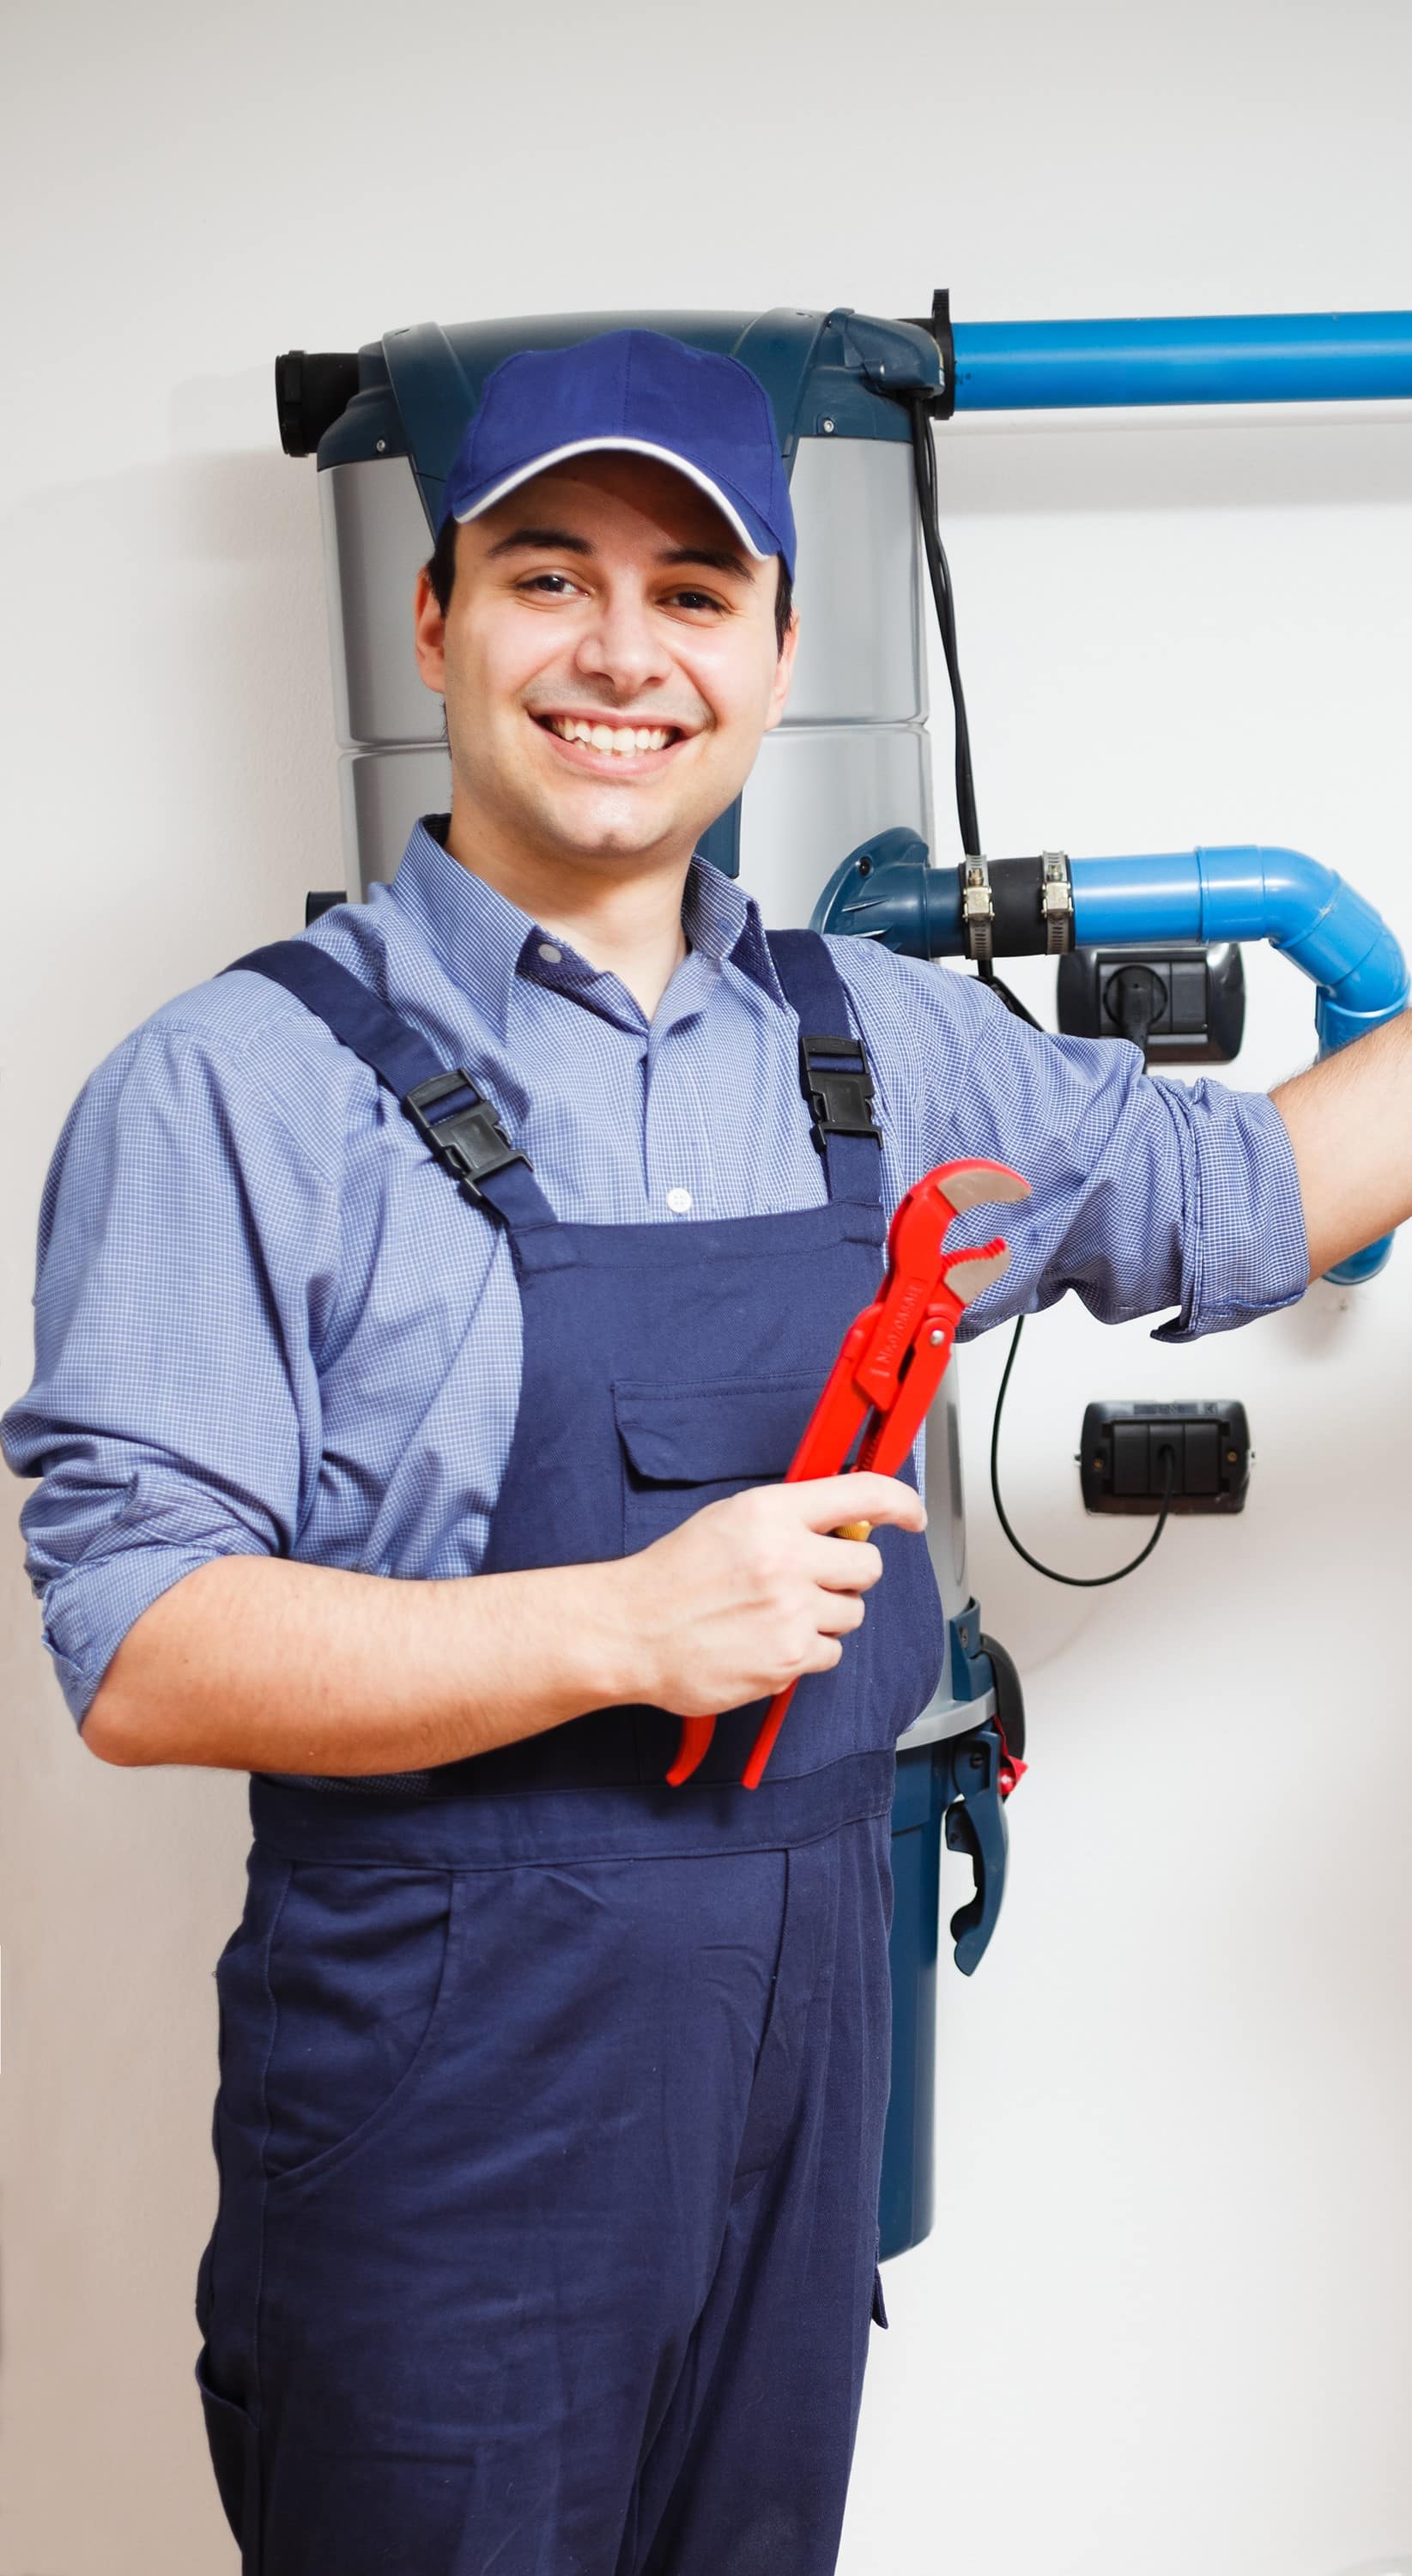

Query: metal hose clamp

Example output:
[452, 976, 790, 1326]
[961, 858, 995, 964]
[1039, 852, 1075, 955]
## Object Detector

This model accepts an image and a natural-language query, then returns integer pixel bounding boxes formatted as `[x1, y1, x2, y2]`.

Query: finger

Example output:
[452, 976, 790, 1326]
[791, 1473, 926, 1534]
[801, 1633, 846, 1673]
[814, 1591, 866, 1637]
[806, 1536, 884, 1591]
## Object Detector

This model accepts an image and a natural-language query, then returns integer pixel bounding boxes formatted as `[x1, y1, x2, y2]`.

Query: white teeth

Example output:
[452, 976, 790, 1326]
[546, 716, 675, 755]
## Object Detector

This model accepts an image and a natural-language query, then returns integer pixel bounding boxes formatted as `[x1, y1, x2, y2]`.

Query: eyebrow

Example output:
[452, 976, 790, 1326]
[482, 528, 754, 581]
[658, 545, 754, 581]
[483, 525, 595, 561]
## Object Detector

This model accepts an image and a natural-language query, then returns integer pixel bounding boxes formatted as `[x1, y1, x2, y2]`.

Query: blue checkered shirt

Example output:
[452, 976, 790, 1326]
[3, 820, 1309, 1726]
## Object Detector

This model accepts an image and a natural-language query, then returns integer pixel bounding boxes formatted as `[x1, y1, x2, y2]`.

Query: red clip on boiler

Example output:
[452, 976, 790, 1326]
[665, 1158, 1032, 1791]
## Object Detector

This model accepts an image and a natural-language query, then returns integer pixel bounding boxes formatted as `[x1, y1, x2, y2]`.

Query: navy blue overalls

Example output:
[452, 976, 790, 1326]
[196, 924, 946, 2575]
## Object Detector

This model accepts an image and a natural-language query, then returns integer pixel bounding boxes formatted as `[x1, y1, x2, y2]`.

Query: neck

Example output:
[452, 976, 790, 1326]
[441, 803, 691, 1020]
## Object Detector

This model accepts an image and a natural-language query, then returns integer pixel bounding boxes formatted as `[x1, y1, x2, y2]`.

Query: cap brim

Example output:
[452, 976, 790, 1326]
[451, 437, 777, 561]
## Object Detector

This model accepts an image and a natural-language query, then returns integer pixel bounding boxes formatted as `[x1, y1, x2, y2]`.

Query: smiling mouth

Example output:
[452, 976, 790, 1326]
[536, 713, 683, 757]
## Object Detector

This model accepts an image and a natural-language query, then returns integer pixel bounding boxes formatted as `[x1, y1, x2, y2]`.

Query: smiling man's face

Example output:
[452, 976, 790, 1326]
[413, 452, 797, 887]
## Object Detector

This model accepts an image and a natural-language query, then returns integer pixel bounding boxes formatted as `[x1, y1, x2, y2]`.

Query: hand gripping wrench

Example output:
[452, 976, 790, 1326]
[664, 1158, 1032, 1791]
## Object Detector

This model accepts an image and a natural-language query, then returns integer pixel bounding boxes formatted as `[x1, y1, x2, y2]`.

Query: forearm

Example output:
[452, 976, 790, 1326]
[1271, 1010, 1412, 1280]
[77, 1467, 930, 1773]
[80, 1551, 639, 1773]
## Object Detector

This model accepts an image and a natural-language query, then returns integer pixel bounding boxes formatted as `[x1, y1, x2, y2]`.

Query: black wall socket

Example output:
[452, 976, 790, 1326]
[1080, 1401, 1251, 1515]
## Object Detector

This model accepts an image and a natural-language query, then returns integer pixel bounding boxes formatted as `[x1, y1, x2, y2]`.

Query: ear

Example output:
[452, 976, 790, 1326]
[762, 608, 799, 735]
[414, 563, 448, 695]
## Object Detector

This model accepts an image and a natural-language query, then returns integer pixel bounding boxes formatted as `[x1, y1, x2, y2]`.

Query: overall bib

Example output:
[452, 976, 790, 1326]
[197, 926, 946, 2576]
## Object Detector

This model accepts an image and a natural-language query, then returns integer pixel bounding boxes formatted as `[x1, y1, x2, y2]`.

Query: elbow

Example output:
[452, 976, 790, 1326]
[73, 1564, 224, 1765]
[79, 1672, 151, 1766]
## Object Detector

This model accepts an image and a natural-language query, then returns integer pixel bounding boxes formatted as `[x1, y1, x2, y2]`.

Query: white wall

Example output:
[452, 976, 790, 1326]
[3, 3, 1409, 2570]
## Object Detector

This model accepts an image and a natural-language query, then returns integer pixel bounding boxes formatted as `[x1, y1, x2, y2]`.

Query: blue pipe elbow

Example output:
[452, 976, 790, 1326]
[1071, 844, 1409, 1021]
[1070, 847, 1408, 1283]
[1201, 847, 1407, 1030]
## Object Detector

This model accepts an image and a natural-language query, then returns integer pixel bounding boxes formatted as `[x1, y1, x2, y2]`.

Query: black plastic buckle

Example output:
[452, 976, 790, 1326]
[799, 1033, 882, 1155]
[403, 1070, 531, 1197]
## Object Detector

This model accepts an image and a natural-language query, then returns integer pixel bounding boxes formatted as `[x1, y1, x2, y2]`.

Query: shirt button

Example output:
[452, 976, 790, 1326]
[665, 1187, 693, 1214]
[536, 942, 563, 965]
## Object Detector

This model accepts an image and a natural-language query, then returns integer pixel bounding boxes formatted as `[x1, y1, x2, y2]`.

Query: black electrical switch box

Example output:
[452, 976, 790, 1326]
[1080, 1401, 1251, 1515]
[1111, 1421, 1150, 1496]
[1057, 942, 1245, 1064]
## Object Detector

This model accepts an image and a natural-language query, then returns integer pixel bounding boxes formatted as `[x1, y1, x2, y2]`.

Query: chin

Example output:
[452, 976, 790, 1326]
[542, 793, 700, 864]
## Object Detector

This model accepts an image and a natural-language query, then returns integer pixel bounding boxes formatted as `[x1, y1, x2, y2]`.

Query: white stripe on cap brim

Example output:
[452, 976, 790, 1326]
[452, 438, 774, 560]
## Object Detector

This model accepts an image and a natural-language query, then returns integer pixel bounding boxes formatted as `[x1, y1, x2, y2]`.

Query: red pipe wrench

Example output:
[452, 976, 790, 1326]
[665, 1158, 1031, 1791]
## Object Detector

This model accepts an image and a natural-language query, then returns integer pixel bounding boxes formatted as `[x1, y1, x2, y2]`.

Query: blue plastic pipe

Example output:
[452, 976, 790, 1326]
[1070, 846, 1409, 1050]
[814, 838, 1408, 1282]
[1071, 845, 1412, 1277]
[949, 311, 1412, 412]
[1074, 846, 1409, 1286]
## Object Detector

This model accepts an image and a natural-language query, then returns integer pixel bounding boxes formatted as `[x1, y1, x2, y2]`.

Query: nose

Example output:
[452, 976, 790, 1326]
[572, 579, 673, 700]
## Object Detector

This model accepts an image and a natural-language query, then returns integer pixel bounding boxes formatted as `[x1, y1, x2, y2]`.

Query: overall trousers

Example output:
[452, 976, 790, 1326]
[196, 926, 947, 2576]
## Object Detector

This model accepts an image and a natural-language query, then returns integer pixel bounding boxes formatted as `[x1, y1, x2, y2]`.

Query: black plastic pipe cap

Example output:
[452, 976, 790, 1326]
[275, 351, 361, 458]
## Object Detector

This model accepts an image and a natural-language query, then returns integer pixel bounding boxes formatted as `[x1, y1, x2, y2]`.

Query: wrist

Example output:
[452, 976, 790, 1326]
[559, 1555, 651, 1712]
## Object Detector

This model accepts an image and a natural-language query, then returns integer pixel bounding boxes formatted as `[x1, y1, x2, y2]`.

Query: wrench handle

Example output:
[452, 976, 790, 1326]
[664, 1716, 716, 1787]
[741, 1682, 795, 1792]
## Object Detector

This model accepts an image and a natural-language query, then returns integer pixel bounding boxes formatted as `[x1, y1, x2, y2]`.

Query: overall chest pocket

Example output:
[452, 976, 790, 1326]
[612, 1376, 821, 1552]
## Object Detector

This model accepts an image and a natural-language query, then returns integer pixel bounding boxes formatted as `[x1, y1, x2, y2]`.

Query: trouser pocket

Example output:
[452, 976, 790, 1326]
[255, 1861, 457, 2190]
[196, 2348, 260, 2567]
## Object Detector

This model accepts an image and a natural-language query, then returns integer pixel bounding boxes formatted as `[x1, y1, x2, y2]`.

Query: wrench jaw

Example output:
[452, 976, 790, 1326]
[929, 1159, 1032, 1216]
[941, 1245, 1012, 1307]
[854, 1162, 1031, 1426]
[858, 1242, 1013, 1479]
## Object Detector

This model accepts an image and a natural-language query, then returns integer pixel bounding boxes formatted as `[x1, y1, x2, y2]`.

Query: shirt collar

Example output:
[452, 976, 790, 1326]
[385, 815, 787, 1039]
[680, 846, 784, 1003]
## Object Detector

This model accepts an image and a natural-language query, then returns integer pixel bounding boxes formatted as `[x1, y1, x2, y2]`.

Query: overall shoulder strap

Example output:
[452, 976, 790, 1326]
[223, 938, 559, 1230]
[764, 929, 883, 1209]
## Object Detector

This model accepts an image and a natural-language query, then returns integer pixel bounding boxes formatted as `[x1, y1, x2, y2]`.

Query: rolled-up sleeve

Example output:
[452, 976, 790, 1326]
[1141, 1076, 1310, 1341]
[3, 1018, 339, 1724]
[834, 946, 1312, 1340]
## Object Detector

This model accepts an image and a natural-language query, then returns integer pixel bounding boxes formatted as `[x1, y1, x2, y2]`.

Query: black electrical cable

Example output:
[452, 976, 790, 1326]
[906, 393, 1043, 1033]
[906, 390, 1167, 1586]
[989, 1317, 1174, 1585]
[908, 395, 980, 859]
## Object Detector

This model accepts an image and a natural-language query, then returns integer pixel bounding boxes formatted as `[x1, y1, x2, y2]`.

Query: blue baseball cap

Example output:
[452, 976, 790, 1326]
[439, 329, 796, 580]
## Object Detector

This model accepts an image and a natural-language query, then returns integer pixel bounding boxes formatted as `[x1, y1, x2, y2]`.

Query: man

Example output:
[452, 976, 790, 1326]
[4, 328, 1409, 2575]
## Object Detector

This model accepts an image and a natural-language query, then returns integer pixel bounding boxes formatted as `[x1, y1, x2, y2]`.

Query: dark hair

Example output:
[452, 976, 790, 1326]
[424, 515, 795, 653]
